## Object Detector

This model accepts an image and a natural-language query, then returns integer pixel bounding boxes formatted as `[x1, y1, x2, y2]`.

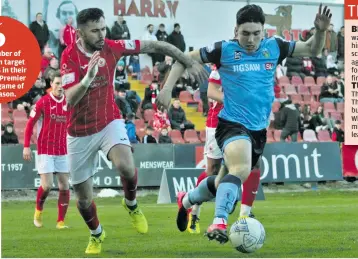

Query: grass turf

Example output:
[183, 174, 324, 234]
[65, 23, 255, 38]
[1, 190, 358, 258]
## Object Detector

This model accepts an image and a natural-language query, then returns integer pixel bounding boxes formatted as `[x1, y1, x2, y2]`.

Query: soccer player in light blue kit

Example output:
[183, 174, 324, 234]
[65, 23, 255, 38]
[156, 3, 332, 244]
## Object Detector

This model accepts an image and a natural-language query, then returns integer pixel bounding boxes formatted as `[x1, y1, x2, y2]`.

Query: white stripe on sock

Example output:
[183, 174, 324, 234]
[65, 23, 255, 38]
[125, 198, 137, 206]
[90, 224, 102, 235]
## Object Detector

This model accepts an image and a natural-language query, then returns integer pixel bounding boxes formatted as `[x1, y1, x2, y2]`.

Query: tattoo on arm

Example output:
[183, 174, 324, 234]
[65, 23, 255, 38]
[140, 40, 194, 68]
[310, 30, 326, 56]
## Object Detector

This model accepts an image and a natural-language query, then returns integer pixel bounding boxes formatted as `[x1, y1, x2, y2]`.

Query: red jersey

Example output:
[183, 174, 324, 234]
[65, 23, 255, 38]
[24, 93, 67, 155]
[60, 39, 141, 137]
[206, 101, 223, 128]
[206, 69, 223, 128]
[61, 24, 76, 46]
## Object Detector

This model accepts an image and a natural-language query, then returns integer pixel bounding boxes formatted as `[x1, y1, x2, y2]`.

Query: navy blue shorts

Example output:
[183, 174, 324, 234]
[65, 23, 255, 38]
[215, 118, 267, 169]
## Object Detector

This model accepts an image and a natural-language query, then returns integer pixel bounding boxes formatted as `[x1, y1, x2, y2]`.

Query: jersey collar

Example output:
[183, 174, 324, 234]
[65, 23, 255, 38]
[76, 39, 93, 58]
[50, 92, 65, 103]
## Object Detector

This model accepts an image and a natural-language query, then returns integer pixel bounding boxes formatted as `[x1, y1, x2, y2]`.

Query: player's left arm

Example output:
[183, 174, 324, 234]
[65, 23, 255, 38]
[292, 4, 332, 57]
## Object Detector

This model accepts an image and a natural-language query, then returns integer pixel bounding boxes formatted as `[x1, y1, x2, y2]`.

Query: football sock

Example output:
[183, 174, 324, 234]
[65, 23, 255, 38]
[183, 176, 217, 209]
[241, 169, 260, 217]
[191, 171, 207, 216]
[197, 171, 208, 185]
[191, 204, 201, 217]
[57, 190, 70, 222]
[213, 174, 241, 224]
[121, 168, 138, 210]
[36, 186, 50, 211]
[77, 200, 100, 232]
[91, 224, 103, 237]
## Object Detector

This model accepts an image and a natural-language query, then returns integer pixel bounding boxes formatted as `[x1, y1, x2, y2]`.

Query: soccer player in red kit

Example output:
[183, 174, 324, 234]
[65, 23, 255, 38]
[60, 8, 208, 255]
[23, 71, 70, 230]
[186, 67, 261, 234]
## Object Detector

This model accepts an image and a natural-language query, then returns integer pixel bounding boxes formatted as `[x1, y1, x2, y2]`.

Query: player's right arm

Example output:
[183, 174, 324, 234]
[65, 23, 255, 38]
[157, 41, 223, 109]
[61, 51, 101, 106]
[23, 100, 43, 161]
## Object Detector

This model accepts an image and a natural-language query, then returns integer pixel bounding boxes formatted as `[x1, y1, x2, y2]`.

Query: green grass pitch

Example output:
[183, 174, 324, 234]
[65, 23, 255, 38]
[2, 190, 358, 258]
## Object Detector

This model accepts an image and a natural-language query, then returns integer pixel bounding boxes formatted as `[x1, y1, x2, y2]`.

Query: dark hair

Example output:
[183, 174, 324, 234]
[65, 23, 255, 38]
[50, 70, 61, 83]
[146, 126, 154, 131]
[147, 24, 154, 29]
[56, 1, 78, 19]
[36, 12, 42, 17]
[236, 4, 265, 25]
[174, 23, 180, 28]
[159, 23, 165, 27]
[77, 8, 105, 28]
[335, 120, 341, 125]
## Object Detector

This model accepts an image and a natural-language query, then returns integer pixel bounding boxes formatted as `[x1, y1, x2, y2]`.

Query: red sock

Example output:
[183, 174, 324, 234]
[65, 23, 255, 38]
[242, 169, 261, 207]
[77, 201, 99, 230]
[57, 190, 70, 222]
[36, 186, 50, 211]
[196, 171, 208, 187]
[121, 168, 138, 201]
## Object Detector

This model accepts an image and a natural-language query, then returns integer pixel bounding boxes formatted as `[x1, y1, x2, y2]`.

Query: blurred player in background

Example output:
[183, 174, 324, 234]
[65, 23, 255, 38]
[60, 8, 208, 255]
[187, 66, 260, 234]
[23, 70, 70, 230]
[157, 3, 332, 244]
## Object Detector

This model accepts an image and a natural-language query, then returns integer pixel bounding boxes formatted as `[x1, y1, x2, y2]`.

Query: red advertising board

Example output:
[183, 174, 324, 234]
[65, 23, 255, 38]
[342, 145, 358, 178]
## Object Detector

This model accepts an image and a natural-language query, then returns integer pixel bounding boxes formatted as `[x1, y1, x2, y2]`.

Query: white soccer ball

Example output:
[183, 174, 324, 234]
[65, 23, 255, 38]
[229, 217, 266, 253]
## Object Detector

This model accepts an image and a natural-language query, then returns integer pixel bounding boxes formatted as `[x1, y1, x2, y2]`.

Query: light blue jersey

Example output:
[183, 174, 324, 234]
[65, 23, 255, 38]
[200, 36, 295, 131]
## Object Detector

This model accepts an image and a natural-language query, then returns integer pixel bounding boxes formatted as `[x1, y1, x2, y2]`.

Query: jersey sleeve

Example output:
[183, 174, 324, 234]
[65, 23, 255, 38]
[106, 39, 141, 58]
[274, 36, 296, 65]
[208, 69, 222, 85]
[24, 99, 43, 148]
[199, 41, 223, 67]
[60, 49, 80, 90]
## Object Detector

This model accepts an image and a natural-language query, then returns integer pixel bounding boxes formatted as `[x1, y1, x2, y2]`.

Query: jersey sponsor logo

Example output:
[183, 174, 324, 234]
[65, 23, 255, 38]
[124, 40, 136, 50]
[98, 58, 106, 67]
[233, 64, 261, 72]
[265, 63, 274, 70]
[262, 49, 270, 58]
[234, 51, 242, 60]
[62, 72, 75, 86]
[50, 114, 67, 123]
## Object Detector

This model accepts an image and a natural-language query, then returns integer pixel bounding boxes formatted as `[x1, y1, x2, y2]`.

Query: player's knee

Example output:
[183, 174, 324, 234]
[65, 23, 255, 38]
[42, 182, 53, 192]
[211, 162, 221, 175]
[117, 162, 135, 178]
[228, 164, 251, 181]
[57, 175, 70, 190]
[58, 181, 70, 191]
[252, 162, 260, 170]
[77, 199, 92, 209]
[252, 157, 261, 170]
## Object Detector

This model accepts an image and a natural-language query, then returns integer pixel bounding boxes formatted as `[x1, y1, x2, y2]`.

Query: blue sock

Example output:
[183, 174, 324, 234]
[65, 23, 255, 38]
[214, 174, 241, 222]
[184, 176, 216, 208]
